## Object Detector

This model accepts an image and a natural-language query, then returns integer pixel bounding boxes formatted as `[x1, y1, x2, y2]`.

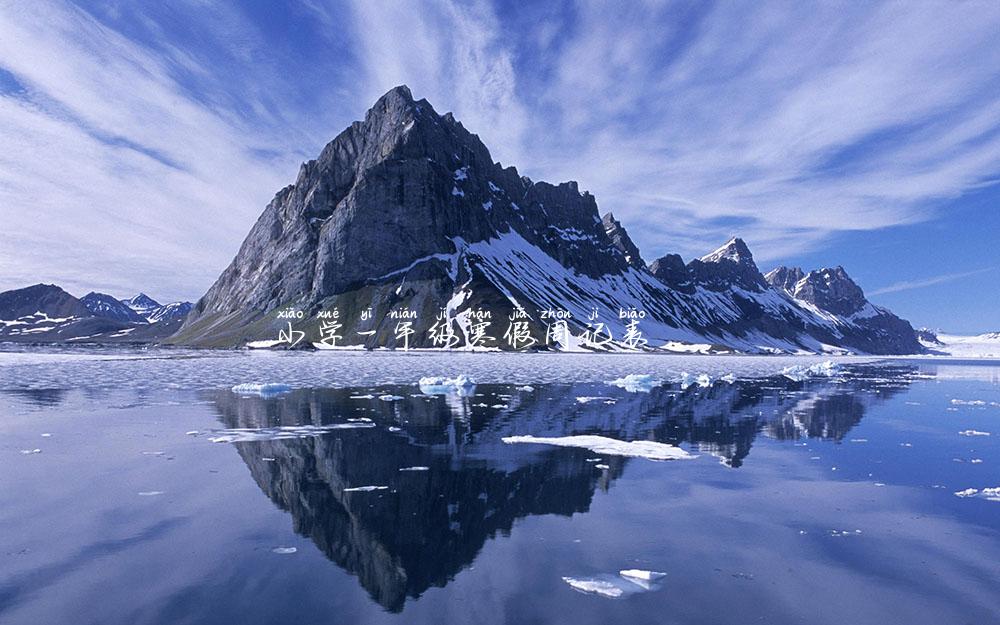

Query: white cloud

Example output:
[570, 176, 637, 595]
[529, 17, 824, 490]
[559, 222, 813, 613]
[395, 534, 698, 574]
[1, 0, 999, 301]
[869, 267, 996, 296]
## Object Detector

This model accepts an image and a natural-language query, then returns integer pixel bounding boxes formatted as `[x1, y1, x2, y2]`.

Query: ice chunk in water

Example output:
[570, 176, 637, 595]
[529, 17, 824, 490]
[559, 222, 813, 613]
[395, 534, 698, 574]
[780, 360, 839, 382]
[20, 449, 41, 455]
[272, 547, 297, 554]
[138, 491, 164, 496]
[619, 569, 666, 582]
[231, 383, 292, 397]
[502, 435, 695, 461]
[399, 466, 430, 471]
[576, 396, 615, 404]
[561, 577, 626, 598]
[607, 374, 661, 392]
[378, 394, 404, 401]
[954, 488, 979, 497]
[418, 375, 477, 396]
[678, 372, 712, 389]
[959, 430, 991, 437]
[516, 385, 535, 392]
[343, 485, 389, 492]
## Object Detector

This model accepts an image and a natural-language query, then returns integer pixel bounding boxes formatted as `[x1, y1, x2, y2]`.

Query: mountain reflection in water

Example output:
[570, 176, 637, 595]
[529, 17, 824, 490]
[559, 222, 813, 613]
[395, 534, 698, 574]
[207, 364, 917, 612]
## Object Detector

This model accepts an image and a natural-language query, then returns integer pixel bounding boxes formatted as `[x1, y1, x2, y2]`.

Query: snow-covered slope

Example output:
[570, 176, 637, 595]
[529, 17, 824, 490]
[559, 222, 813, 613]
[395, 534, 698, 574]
[920, 332, 1000, 358]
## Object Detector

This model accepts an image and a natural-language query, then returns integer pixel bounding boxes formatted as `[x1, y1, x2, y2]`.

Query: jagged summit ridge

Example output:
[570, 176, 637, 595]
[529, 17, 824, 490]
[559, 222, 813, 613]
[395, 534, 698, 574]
[172, 86, 921, 355]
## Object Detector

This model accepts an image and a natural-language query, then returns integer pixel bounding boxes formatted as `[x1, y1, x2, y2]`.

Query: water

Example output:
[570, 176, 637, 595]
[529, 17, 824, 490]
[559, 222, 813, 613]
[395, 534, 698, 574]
[1, 350, 998, 624]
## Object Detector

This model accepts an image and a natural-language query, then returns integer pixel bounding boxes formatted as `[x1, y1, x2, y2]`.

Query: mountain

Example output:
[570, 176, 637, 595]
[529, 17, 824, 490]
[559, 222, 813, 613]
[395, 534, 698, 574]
[147, 301, 193, 323]
[123, 293, 161, 317]
[0, 284, 188, 343]
[917, 330, 1000, 358]
[602, 212, 645, 269]
[172, 85, 920, 354]
[81, 292, 148, 323]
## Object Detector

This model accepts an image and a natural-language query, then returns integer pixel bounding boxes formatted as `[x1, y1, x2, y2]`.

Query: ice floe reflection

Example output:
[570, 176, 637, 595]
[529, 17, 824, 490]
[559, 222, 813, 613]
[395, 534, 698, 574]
[202, 363, 921, 611]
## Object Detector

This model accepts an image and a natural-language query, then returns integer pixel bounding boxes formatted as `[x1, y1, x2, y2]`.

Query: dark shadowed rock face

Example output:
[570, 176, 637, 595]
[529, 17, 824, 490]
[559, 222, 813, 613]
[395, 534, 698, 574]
[648, 253, 694, 293]
[792, 267, 867, 316]
[602, 212, 645, 269]
[686, 238, 768, 292]
[764, 266, 805, 293]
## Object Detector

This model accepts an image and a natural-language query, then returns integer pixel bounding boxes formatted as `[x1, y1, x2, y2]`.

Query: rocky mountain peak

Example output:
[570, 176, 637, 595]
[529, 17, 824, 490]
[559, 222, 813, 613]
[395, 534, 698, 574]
[764, 266, 805, 293]
[601, 212, 645, 269]
[0, 283, 91, 320]
[793, 266, 867, 316]
[687, 237, 767, 292]
[699, 237, 753, 265]
[82, 292, 147, 323]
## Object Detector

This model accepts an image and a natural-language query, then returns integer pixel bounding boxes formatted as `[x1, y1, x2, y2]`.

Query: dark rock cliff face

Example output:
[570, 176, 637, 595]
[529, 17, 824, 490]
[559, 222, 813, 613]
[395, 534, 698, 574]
[649, 253, 694, 293]
[602, 212, 645, 269]
[171, 85, 922, 355]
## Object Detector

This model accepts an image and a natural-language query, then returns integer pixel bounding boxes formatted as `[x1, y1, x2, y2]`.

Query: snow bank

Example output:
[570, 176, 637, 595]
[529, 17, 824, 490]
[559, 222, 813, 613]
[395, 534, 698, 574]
[502, 435, 696, 461]
[231, 382, 292, 397]
[207, 423, 375, 443]
[418, 375, 477, 396]
[607, 374, 661, 392]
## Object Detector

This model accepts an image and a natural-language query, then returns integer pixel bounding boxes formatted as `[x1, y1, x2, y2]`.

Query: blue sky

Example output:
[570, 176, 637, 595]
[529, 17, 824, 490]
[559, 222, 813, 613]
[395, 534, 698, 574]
[0, 1, 998, 332]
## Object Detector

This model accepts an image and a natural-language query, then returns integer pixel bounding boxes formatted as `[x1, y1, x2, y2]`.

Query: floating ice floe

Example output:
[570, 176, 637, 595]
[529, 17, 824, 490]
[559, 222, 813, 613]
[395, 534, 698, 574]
[502, 435, 696, 461]
[418, 375, 477, 396]
[828, 529, 862, 537]
[343, 485, 389, 492]
[350, 394, 375, 400]
[20, 449, 41, 455]
[231, 383, 293, 397]
[138, 491, 164, 496]
[272, 547, 297, 554]
[678, 372, 712, 389]
[185, 430, 199, 436]
[562, 570, 666, 598]
[607, 374, 661, 393]
[594, 464, 610, 470]
[40, 433, 52, 438]
[959, 429, 991, 437]
[516, 385, 535, 392]
[207, 423, 375, 443]
[951, 399, 987, 406]
[399, 466, 430, 472]
[618, 569, 666, 589]
[562, 577, 627, 598]
[780, 360, 839, 382]
[576, 396, 616, 404]
[378, 394, 404, 401]
[387, 426, 403, 432]
[954, 486, 1000, 501]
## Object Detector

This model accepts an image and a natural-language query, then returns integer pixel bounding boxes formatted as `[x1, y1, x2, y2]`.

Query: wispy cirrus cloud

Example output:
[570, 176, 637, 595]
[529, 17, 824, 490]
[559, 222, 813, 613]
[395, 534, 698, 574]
[869, 267, 997, 296]
[1, 0, 999, 303]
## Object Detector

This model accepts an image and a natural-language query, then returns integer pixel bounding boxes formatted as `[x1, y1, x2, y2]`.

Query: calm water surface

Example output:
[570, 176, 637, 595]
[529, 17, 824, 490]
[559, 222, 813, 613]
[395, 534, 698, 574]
[1, 351, 998, 625]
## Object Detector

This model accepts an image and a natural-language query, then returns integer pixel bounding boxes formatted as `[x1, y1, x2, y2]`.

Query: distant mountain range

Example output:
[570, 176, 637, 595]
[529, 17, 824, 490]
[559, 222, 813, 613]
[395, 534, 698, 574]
[0, 284, 191, 343]
[164, 85, 922, 354]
